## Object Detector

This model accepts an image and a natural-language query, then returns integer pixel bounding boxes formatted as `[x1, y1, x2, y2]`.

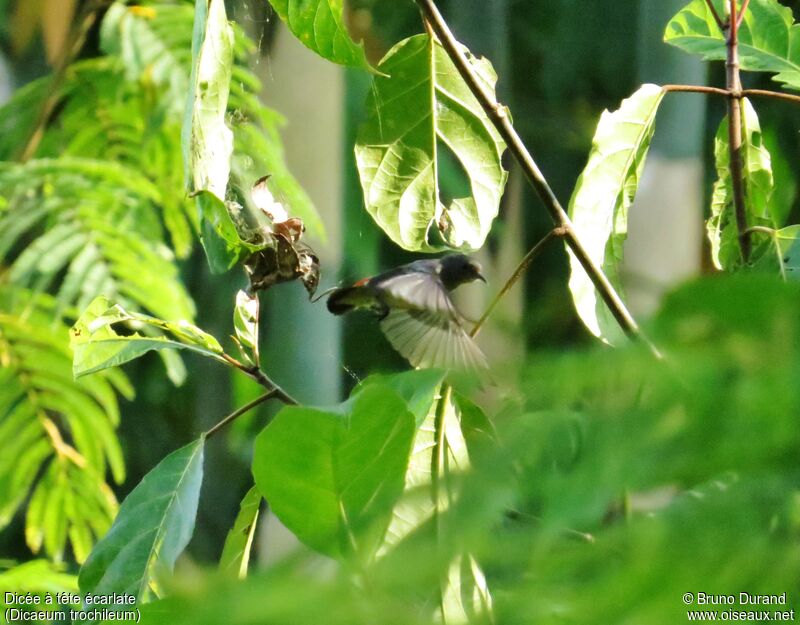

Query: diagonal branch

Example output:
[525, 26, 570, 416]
[206, 390, 277, 439]
[415, 0, 656, 355]
[470, 227, 565, 339]
[222, 353, 299, 405]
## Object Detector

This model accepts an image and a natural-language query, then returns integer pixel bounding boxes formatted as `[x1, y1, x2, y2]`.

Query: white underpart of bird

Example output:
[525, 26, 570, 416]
[376, 272, 487, 371]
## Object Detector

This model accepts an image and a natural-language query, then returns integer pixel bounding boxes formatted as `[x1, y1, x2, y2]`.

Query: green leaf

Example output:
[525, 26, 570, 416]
[252, 385, 415, 559]
[101, 4, 191, 116]
[219, 486, 261, 579]
[382, 388, 470, 551]
[0, 560, 77, 595]
[195, 191, 262, 274]
[79, 438, 205, 606]
[665, 0, 800, 91]
[441, 553, 494, 625]
[0, 287, 124, 563]
[356, 369, 445, 426]
[71, 296, 225, 378]
[0, 158, 196, 322]
[355, 34, 508, 252]
[183, 0, 233, 198]
[751, 225, 800, 280]
[708, 98, 774, 270]
[567, 84, 665, 345]
[183, 0, 241, 272]
[266, 0, 371, 71]
[233, 289, 259, 364]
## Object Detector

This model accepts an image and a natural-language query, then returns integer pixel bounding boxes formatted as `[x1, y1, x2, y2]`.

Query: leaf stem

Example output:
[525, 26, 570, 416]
[431, 384, 451, 508]
[663, 84, 800, 106]
[470, 227, 565, 338]
[414, 0, 652, 354]
[743, 225, 775, 237]
[221, 353, 299, 405]
[205, 390, 277, 439]
[725, 0, 751, 263]
[703, 0, 726, 32]
[737, 0, 751, 29]
[742, 89, 800, 106]
[430, 382, 452, 619]
[663, 84, 731, 97]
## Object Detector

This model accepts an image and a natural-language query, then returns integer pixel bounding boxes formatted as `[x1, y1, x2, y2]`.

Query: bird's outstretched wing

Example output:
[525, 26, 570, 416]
[376, 272, 487, 371]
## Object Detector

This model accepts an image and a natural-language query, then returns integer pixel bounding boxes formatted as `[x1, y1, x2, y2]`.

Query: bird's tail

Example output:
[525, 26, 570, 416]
[326, 285, 364, 315]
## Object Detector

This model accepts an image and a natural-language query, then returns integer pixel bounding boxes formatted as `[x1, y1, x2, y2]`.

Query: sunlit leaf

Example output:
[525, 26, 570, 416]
[71, 296, 225, 378]
[266, 0, 372, 71]
[751, 224, 800, 280]
[567, 84, 665, 345]
[356, 34, 507, 252]
[708, 98, 774, 270]
[182, 0, 238, 272]
[665, 0, 800, 91]
[233, 290, 259, 365]
[219, 486, 261, 579]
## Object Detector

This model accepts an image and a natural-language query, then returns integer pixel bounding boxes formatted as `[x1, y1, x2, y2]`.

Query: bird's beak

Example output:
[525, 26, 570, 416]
[471, 262, 486, 283]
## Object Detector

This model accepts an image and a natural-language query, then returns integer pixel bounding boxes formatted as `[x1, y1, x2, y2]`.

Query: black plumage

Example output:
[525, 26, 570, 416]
[327, 254, 488, 371]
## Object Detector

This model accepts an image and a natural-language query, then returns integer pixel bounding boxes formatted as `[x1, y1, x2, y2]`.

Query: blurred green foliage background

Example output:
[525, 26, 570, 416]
[0, 0, 798, 622]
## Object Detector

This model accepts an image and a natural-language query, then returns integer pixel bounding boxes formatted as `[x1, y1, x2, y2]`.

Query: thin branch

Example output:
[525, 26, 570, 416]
[664, 84, 800, 107]
[737, 0, 751, 29]
[206, 390, 277, 439]
[222, 353, 299, 405]
[414, 0, 652, 353]
[742, 89, 800, 106]
[663, 84, 731, 97]
[743, 225, 776, 237]
[726, 0, 751, 262]
[703, 0, 727, 32]
[17, 0, 111, 161]
[470, 227, 564, 339]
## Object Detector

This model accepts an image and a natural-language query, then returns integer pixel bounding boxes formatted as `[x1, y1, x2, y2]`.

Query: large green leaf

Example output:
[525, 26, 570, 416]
[219, 486, 261, 579]
[79, 438, 205, 607]
[355, 34, 508, 252]
[665, 0, 800, 91]
[266, 0, 371, 71]
[708, 98, 775, 270]
[252, 385, 415, 559]
[567, 84, 665, 345]
[71, 296, 225, 378]
[356, 369, 445, 427]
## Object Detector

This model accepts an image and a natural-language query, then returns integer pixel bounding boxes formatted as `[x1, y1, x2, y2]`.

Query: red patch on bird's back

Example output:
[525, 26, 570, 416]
[354, 277, 370, 287]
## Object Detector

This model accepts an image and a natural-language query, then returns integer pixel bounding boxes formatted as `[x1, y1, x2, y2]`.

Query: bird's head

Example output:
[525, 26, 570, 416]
[439, 254, 486, 290]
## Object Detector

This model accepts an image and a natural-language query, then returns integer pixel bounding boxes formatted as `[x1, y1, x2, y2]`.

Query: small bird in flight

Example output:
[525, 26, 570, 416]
[327, 254, 488, 371]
